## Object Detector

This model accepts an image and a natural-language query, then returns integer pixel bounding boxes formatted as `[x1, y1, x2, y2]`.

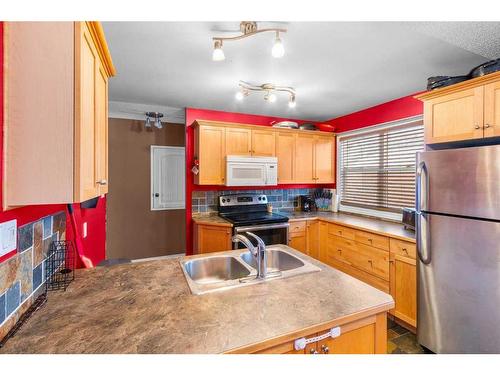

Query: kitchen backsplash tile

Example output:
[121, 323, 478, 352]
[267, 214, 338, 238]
[191, 188, 316, 214]
[0, 211, 66, 332]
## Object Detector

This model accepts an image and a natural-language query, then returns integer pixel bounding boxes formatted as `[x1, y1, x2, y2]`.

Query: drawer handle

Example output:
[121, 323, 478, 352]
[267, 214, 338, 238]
[368, 238, 373, 243]
[402, 248, 408, 254]
[337, 249, 342, 254]
[368, 260, 373, 266]
[338, 230, 342, 235]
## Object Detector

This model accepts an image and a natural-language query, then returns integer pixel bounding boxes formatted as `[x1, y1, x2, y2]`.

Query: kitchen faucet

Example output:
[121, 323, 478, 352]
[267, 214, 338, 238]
[232, 232, 267, 279]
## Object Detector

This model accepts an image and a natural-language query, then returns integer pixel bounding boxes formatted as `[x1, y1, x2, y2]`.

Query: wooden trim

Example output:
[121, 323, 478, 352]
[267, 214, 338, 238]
[85, 22, 116, 77]
[193, 119, 336, 137]
[374, 312, 387, 354]
[224, 301, 393, 353]
[3, 23, 10, 210]
[415, 71, 500, 101]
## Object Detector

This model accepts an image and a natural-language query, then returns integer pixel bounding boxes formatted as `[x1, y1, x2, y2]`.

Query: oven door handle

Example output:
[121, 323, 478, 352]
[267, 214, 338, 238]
[235, 223, 290, 232]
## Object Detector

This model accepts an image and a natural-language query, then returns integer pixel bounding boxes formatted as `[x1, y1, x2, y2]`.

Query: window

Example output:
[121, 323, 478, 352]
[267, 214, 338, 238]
[337, 117, 424, 219]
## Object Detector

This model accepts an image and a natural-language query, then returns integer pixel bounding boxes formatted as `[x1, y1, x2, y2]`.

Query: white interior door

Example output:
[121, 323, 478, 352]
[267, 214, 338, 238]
[151, 146, 185, 210]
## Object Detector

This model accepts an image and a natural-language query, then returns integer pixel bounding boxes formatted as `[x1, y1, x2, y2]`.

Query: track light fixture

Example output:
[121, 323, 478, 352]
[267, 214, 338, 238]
[145, 112, 164, 129]
[212, 22, 287, 61]
[236, 81, 296, 107]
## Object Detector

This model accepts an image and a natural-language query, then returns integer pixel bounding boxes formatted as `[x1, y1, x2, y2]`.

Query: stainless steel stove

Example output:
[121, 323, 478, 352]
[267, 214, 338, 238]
[218, 194, 289, 249]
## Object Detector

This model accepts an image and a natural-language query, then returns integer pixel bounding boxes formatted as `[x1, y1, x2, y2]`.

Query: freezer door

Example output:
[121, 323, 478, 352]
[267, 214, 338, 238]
[416, 144, 500, 220]
[417, 212, 500, 353]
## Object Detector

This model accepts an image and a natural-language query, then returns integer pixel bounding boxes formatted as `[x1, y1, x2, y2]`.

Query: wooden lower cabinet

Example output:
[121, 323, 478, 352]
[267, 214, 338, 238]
[318, 221, 329, 263]
[289, 232, 307, 253]
[306, 220, 319, 259]
[247, 313, 387, 354]
[193, 223, 232, 254]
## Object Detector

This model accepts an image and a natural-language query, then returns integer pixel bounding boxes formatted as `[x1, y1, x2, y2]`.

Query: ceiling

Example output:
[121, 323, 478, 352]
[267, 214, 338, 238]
[102, 22, 500, 122]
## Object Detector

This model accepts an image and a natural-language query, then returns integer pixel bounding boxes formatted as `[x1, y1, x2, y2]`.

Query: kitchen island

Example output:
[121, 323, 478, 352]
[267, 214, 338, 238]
[0, 246, 393, 354]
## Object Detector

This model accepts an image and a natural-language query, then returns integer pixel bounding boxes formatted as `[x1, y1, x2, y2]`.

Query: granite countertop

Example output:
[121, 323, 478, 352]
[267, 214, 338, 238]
[279, 211, 416, 243]
[0, 246, 393, 354]
[192, 213, 233, 227]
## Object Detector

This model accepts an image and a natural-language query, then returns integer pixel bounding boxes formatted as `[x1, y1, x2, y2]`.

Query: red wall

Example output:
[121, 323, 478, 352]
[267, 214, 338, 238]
[185, 108, 334, 255]
[0, 22, 105, 267]
[326, 94, 423, 133]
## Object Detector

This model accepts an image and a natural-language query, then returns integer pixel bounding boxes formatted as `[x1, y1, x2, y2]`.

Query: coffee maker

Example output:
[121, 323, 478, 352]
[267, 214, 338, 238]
[298, 195, 315, 212]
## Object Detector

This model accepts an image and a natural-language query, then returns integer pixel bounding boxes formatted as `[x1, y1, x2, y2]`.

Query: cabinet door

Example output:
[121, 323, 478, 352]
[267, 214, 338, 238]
[318, 222, 329, 263]
[289, 232, 307, 253]
[95, 63, 109, 195]
[424, 87, 484, 144]
[484, 81, 500, 138]
[276, 132, 295, 183]
[75, 22, 100, 201]
[252, 129, 276, 156]
[315, 323, 376, 354]
[314, 136, 335, 183]
[198, 125, 226, 185]
[389, 253, 417, 327]
[295, 134, 315, 183]
[226, 127, 252, 156]
[306, 220, 319, 259]
[196, 225, 232, 254]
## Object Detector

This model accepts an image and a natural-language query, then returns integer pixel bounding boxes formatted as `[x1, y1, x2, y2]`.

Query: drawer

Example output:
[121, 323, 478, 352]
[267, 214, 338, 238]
[354, 230, 389, 251]
[327, 235, 355, 265]
[328, 224, 355, 240]
[390, 238, 416, 259]
[349, 243, 390, 281]
[289, 220, 306, 233]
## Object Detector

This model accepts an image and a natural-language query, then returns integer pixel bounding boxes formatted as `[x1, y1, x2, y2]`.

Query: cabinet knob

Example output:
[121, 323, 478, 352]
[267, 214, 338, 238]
[97, 179, 108, 185]
[474, 125, 481, 129]
[484, 124, 491, 129]
[309, 349, 319, 354]
[321, 344, 329, 354]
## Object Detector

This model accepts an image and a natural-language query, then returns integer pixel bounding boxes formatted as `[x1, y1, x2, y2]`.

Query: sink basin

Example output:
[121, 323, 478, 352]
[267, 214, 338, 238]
[240, 249, 304, 273]
[183, 256, 251, 284]
[180, 245, 321, 295]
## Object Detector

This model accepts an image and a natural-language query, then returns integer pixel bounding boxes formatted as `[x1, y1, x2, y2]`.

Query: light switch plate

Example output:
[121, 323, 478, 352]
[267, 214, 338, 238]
[82, 222, 88, 238]
[0, 219, 17, 257]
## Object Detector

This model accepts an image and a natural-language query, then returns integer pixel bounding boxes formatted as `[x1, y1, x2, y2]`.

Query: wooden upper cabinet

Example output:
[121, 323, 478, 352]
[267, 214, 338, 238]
[195, 125, 226, 185]
[276, 132, 295, 183]
[226, 127, 252, 156]
[3, 22, 115, 208]
[295, 134, 316, 183]
[416, 71, 500, 145]
[314, 135, 335, 183]
[484, 80, 500, 138]
[193, 120, 335, 185]
[251, 129, 276, 156]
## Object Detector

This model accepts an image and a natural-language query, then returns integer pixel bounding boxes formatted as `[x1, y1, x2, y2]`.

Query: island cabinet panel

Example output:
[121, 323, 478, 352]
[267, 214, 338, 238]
[195, 124, 226, 185]
[4, 21, 115, 208]
[415, 71, 500, 144]
[275, 132, 296, 183]
[250, 313, 387, 354]
[306, 220, 319, 259]
[251, 129, 276, 156]
[225, 127, 252, 156]
[389, 239, 417, 328]
[194, 223, 232, 254]
[484, 81, 500, 138]
[318, 221, 329, 263]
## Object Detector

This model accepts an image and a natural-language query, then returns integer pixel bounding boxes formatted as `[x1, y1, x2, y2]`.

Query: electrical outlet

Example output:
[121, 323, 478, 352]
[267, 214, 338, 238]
[82, 222, 88, 238]
[0, 219, 17, 257]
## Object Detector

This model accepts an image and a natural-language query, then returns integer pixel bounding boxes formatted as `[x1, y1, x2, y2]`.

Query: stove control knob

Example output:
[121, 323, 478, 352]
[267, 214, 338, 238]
[222, 199, 226, 203]
[227, 198, 231, 202]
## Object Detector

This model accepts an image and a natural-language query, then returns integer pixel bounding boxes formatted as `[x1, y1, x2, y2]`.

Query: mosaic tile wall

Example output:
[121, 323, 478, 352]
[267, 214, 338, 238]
[0, 211, 66, 338]
[192, 188, 317, 214]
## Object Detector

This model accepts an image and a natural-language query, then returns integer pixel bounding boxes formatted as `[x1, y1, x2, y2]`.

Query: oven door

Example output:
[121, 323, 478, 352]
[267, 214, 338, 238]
[226, 162, 267, 186]
[233, 223, 289, 249]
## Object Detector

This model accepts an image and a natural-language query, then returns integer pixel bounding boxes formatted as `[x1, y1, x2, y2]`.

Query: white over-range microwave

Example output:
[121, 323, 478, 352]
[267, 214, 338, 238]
[225, 156, 278, 186]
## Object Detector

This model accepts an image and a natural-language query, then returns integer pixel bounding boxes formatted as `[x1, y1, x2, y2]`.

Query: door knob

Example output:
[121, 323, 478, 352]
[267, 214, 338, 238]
[154, 193, 160, 197]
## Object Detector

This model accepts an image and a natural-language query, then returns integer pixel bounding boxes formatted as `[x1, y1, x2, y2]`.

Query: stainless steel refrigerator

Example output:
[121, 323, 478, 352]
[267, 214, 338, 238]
[416, 144, 500, 353]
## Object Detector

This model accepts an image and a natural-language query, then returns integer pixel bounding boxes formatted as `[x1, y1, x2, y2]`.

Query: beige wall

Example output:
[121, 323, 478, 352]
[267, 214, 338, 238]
[107, 118, 186, 259]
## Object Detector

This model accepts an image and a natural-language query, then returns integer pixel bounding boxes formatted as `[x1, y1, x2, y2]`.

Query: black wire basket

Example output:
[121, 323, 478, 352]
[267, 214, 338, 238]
[45, 240, 76, 291]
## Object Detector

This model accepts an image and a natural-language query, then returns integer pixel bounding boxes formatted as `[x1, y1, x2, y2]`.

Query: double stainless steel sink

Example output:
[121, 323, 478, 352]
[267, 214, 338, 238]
[180, 245, 321, 295]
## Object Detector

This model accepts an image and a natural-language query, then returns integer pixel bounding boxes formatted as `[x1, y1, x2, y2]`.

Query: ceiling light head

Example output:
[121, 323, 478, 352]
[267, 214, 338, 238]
[265, 92, 277, 103]
[271, 32, 285, 58]
[212, 40, 225, 61]
[288, 95, 296, 108]
[145, 116, 152, 128]
[155, 118, 163, 129]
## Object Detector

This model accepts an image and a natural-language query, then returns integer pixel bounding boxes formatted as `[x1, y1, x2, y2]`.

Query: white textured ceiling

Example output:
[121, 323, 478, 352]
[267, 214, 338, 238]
[103, 22, 500, 122]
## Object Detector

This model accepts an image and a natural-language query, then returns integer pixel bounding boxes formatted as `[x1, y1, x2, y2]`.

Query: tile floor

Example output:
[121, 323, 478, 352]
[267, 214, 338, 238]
[387, 319, 426, 354]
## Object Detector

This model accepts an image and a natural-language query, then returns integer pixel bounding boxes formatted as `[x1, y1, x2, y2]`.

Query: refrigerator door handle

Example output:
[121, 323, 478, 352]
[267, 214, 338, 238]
[416, 212, 431, 265]
[416, 161, 428, 212]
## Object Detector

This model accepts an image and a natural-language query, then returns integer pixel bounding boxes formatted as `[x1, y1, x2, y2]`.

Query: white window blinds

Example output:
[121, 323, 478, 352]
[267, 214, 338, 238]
[338, 120, 424, 213]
